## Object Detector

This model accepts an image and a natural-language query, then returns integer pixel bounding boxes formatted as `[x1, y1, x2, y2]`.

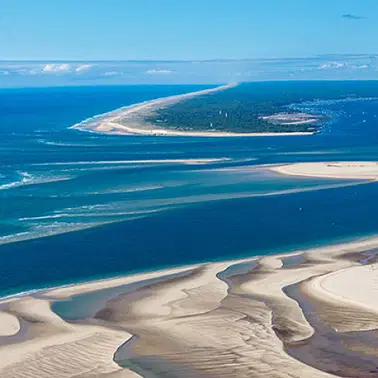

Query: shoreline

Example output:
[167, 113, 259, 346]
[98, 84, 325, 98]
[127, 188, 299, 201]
[70, 83, 315, 137]
[0, 232, 375, 301]
[0, 230, 373, 302]
[49, 233, 378, 299]
[1, 235, 378, 376]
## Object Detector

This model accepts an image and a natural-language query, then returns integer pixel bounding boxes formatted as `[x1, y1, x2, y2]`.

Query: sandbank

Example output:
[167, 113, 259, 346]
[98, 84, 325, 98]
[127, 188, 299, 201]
[0, 311, 20, 336]
[271, 161, 378, 180]
[1, 236, 378, 376]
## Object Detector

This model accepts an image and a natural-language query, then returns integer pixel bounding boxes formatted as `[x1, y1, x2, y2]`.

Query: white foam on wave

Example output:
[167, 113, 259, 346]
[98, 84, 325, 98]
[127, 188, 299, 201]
[88, 185, 164, 195]
[59, 165, 148, 173]
[37, 139, 101, 148]
[2, 177, 365, 249]
[0, 288, 46, 302]
[0, 206, 164, 247]
[68, 102, 147, 131]
[0, 172, 33, 190]
[19, 208, 165, 221]
[0, 231, 31, 242]
[0, 171, 72, 191]
[0, 222, 101, 246]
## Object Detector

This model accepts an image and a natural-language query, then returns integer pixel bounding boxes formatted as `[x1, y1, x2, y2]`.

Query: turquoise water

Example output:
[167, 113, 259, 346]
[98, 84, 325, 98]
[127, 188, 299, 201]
[1, 83, 378, 297]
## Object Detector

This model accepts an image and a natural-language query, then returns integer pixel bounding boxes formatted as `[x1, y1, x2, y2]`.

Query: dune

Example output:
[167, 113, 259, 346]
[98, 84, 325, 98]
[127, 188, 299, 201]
[319, 265, 378, 312]
[302, 264, 378, 333]
[1, 237, 378, 377]
[0, 311, 20, 336]
[0, 296, 139, 378]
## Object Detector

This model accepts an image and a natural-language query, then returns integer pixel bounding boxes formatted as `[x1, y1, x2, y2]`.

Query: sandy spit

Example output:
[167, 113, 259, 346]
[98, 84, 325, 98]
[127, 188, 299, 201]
[71, 83, 314, 137]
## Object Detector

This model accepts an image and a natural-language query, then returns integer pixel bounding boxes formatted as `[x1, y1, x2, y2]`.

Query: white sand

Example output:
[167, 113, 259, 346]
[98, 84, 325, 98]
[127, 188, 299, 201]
[308, 264, 378, 318]
[0, 297, 138, 378]
[2, 236, 378, 377]
[128, 262, 230, 319]
[46, 264, 201, 299]
[99, 122, 313, 137]
[0, 311, 20, 336]
[271, 161, 378, 180]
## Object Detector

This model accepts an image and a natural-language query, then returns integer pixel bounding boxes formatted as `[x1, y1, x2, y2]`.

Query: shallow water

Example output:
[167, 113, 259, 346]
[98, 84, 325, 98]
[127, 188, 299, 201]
[1, 84, 378, 296]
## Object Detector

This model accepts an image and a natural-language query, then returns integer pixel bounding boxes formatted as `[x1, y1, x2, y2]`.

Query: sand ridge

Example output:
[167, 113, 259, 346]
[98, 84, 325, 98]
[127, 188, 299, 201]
[0, 311, 20, 336]
[272, 161, 378, 180]
[1, 237, 378, 376]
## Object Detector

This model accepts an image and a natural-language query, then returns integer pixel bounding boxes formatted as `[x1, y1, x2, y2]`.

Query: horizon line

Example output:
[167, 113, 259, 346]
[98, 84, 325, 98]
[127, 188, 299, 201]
[1, 54, 378, 64]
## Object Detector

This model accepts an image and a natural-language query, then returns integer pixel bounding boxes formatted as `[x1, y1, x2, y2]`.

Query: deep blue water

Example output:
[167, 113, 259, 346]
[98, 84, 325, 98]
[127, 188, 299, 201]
[1, 84, 378, 297]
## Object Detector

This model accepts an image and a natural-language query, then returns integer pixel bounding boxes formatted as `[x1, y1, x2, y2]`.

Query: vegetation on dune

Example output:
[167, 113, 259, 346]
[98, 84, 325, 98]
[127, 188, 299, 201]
[146, 81, 378, 133]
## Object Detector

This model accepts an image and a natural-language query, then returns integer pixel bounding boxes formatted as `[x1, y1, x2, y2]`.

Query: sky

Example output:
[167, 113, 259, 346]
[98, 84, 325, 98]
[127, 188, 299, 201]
[1, 0, 378, 86]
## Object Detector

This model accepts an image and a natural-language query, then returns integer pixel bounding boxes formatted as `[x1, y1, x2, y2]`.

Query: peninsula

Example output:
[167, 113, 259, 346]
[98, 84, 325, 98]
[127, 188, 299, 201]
[73, 80, 378, 137]
[71, 82, 321, 136]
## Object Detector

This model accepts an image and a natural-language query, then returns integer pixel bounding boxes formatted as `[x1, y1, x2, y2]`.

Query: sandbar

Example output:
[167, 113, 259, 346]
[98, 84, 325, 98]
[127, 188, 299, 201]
[1, 236, 378, 376]
[271, 161, 378, 180]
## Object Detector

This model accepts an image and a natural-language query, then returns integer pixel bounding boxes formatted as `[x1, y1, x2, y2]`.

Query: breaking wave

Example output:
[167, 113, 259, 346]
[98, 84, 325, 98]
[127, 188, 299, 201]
[0, 172, 72, 191]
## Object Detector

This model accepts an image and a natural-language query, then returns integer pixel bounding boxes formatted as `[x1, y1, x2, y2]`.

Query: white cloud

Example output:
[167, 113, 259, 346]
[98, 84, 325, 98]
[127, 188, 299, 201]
[319, 62, 370, 71]
[42, 63, 71, 73]
[37, 63, 93, 75]
[318, 61, 346, 70]
[104, 71, 123, 76]
[75, 64, 92, 73]
[16, 68, 39, 76]
[145, 69, 175, 75]
[1, 70, 10, 76]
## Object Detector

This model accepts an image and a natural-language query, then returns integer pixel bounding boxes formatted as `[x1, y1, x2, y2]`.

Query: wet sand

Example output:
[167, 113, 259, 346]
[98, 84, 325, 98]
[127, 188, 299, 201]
[1, 237, 378, 377]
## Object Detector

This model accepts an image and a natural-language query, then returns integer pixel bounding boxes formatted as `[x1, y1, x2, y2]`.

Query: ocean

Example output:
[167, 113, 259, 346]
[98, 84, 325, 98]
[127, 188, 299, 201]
[1, 83, 378, 297]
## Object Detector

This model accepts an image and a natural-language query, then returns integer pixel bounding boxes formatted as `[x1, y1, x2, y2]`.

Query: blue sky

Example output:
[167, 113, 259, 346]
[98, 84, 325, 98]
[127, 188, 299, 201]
[1, 0, 378, 85]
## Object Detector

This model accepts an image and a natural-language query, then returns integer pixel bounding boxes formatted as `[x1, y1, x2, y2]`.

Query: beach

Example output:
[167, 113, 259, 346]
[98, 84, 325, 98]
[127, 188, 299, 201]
[71, 83, 314, 137]
[1, 236, 378, 377]
[3, 82, 378, 377]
